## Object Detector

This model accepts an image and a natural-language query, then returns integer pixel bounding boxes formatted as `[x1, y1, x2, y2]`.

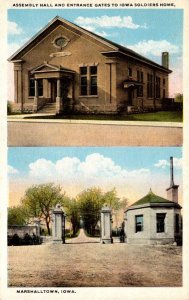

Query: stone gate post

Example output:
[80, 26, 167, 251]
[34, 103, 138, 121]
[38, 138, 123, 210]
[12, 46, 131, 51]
[52, 204, 66, 243]
[34, 219, 41, 237]
[101, 205, 113, 244]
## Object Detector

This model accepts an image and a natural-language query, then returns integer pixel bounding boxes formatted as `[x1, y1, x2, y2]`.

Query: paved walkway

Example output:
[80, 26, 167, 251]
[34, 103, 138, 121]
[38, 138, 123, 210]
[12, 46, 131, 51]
[68, 229, 100, 244]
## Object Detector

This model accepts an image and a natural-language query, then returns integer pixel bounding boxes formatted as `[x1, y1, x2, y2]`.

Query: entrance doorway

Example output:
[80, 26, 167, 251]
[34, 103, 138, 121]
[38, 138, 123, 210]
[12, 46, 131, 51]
[128, 88, 134, 106]
[50, 80, 57, 103]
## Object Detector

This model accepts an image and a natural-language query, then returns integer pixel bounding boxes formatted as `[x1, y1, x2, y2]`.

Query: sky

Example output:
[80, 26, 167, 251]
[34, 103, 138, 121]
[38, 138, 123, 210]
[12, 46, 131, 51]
[8, 147, 183, 207]
[7, 9, 183, 97]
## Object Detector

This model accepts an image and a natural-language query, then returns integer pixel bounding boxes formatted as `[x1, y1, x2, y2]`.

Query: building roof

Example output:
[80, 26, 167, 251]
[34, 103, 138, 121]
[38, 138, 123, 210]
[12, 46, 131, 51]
[8, 16, 172, 73]
[126, 189, 181, 211]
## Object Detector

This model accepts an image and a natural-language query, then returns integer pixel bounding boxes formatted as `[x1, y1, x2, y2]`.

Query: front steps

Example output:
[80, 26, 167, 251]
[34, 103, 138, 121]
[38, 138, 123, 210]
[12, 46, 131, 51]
[37, 102, 56, 114]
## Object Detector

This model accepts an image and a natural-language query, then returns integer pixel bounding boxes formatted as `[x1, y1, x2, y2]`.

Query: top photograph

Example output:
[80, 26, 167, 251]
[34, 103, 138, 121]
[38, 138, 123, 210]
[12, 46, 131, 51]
[7, 9, 183, 146]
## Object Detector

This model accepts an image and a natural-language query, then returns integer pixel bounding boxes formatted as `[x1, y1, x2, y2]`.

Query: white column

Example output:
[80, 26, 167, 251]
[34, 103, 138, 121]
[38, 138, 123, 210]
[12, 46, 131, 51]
[56, 78, 63, 114]
[57, 78, 61, 97]
[33, 79, 39, 112]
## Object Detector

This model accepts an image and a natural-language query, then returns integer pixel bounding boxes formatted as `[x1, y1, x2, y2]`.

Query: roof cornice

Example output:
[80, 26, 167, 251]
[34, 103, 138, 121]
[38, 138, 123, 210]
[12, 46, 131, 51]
[101, 51, 172, 73]
[125, 201, 182, 212]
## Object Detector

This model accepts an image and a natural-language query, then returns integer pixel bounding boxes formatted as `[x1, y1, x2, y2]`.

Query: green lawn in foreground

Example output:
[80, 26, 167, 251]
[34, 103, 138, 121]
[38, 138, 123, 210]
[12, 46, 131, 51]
[125, 111, 183, 122]
[25, 110, 183, 122]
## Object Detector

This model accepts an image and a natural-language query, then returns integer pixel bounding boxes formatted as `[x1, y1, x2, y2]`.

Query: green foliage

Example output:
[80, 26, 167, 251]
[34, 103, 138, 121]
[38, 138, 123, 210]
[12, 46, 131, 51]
[77, 187, 103, 236]
[8, 205, 29, 226]
[26, 111, 183, 122]
[63, 197, 80, 235]
[7, 101, 12, 115]
[175, 93, 183, 103]
[77, 187, 126, 236]
[103, 188, 123, 210]
[21, 183, 65, 235]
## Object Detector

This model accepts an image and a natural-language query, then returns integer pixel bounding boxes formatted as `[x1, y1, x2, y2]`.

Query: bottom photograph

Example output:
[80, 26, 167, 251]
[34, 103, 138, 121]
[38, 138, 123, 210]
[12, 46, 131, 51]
[8, 146, 182, 287]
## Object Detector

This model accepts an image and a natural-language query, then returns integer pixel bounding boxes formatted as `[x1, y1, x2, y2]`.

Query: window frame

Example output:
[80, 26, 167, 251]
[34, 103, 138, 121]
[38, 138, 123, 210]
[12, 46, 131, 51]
[147, 73, 154, 98]
[89, 66, 98, 96]
[29, 75, 43, 97]
[128, 67, 132, 77]
[80, 67, 88, 96]
[135, 215, 144, 233]
[80, 66, 98, 96]
[155, 76, 161, 99]
[29, 77, 35, 97]
[137, 70, 144, 98]
[156, 213, 166, 233]
[38, 79, 43, 97]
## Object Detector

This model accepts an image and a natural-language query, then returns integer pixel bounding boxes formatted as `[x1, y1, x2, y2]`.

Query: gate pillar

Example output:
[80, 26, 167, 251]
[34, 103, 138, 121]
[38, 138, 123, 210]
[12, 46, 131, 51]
[52, 204, 66, 243]
[101, 205, 113, 244]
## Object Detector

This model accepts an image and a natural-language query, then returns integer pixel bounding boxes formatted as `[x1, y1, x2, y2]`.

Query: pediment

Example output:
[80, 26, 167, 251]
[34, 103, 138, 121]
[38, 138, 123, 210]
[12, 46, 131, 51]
[31, 63, 60, 74]
[8, 16, 117, 62]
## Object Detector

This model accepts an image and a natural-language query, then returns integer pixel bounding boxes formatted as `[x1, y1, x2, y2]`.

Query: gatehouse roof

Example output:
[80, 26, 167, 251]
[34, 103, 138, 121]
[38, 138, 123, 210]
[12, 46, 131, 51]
[126, 189, 181, 211]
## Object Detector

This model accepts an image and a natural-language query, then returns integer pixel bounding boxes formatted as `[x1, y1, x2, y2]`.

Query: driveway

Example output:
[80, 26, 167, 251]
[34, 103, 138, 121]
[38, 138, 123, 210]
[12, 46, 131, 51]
[8, 230, 182, 287]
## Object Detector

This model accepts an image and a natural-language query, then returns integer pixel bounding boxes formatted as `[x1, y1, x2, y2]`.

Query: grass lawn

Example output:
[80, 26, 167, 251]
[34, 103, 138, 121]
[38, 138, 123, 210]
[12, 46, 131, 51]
[25, 110, 183, 122]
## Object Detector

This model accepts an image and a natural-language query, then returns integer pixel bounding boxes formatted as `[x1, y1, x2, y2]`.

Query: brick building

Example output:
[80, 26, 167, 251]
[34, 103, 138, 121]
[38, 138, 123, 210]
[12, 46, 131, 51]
[8, 16, 172, 114]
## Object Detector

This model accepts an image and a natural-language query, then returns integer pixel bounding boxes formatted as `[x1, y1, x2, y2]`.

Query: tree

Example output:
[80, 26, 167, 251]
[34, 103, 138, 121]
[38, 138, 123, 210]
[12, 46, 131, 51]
[77, 187, 104, 236]
[77, 187, 125, 236]
[63, 197, 80, 236]
[103, 188, 122, 210]
[175, 93, 183, 103]
[21, 183, 64, 235]
[8, 205, 29, 226]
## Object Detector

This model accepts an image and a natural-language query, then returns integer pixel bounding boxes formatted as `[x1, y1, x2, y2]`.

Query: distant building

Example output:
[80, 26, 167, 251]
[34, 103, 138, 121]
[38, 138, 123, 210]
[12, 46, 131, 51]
[124, 157, 182, 245]
[8, 16, 172, 114]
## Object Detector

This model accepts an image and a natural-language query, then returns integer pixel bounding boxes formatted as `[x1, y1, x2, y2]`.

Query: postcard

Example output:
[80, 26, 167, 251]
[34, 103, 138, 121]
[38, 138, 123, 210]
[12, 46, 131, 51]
[0, 0, 189, 299]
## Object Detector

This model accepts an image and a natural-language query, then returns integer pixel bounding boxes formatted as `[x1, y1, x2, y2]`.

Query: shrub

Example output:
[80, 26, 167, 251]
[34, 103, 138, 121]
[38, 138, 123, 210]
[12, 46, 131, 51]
[7, 101, 12, 115]
[8, 233, 42, 246]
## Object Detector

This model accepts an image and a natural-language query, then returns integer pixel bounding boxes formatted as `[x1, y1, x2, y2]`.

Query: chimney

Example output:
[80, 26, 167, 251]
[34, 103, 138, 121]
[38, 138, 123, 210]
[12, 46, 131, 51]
[170, 156, 174, 186]
[166, 156, 179, 203]
[162, 52, 169, 69]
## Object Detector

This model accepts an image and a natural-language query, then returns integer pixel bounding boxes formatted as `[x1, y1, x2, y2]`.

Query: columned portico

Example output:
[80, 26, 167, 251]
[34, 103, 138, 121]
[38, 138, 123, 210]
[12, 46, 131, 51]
[30, 63, 75, 114]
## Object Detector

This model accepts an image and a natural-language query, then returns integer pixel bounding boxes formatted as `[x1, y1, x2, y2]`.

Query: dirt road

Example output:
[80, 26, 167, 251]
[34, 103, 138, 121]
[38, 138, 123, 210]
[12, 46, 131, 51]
[68, 229, 100, 244]
[8, 230, 182, 287]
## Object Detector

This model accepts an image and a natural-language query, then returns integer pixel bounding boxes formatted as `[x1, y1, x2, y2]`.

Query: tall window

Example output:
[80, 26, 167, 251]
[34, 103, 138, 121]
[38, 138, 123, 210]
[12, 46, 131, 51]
[155, 76, 161, 98]
[90, 66, 97, 95]
[137, 70, 143, 97]
[80, 66, 98, 96]
[147, 74, 153, 98]
[128, 67, 132, 77]
[29, 78, 35, 96]
[38, 79, 43, 96]
[29, 77, 43, 97]
[135, 215, 143, 232]
[80, 67, 88, 96]
[156, 213, 166, 233]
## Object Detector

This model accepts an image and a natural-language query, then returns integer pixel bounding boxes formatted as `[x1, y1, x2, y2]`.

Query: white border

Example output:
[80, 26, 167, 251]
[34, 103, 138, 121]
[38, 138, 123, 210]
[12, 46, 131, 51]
[1, 1, 189, 299]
